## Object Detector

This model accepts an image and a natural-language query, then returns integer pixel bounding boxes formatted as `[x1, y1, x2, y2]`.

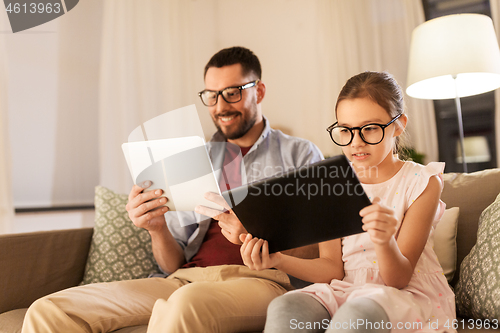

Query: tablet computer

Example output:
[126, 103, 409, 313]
[122, 136, 223, 211]
[222, 155, 370, 253]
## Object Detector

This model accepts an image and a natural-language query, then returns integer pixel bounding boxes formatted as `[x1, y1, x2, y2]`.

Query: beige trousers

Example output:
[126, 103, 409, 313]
[21, 265, 293, 333]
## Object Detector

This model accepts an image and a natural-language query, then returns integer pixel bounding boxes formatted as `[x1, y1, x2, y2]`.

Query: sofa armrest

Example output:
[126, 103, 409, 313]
[0, 228, 93, 313]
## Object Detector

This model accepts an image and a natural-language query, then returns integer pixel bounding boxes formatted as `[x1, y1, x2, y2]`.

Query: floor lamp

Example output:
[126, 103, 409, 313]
[406, 14, 500, 173]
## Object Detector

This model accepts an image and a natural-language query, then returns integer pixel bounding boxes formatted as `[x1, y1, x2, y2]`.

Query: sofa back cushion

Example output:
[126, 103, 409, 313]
[441, 168, 500, 287]
[0, 228, 93, 313]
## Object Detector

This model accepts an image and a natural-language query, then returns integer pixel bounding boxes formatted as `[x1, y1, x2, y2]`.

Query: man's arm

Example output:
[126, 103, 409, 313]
[148, 224, 186, 274]
[126, 183, 186, 274]
[294, 140, 324, 167]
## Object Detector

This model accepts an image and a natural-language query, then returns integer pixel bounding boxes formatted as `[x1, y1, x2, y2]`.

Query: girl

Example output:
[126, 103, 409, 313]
[240, 71, 455, 332]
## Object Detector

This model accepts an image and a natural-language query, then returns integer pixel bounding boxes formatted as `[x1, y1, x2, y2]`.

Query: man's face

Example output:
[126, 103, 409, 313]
[204, 63, 260, 141]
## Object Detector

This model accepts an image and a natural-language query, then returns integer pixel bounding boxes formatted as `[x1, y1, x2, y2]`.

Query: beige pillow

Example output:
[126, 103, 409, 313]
[434, 207, 459, 282]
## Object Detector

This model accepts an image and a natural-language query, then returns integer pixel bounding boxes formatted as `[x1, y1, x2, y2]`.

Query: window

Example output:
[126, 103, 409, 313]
[422, 0, 497, 172]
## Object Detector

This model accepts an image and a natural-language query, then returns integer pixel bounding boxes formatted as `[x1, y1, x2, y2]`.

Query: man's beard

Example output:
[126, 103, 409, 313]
[214, 110, 257, 141]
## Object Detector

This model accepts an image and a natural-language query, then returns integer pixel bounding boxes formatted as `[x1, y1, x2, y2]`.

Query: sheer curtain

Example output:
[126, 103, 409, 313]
[98, 0, 205, 194]
[490, 0, 500, 167]
[98, 0, 438, 195]
[0, 14, 14, 233]
[315, 0, 438, 161]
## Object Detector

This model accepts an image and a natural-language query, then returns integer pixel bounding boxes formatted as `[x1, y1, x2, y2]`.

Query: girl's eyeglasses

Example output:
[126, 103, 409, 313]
[326, 114, 402, 146]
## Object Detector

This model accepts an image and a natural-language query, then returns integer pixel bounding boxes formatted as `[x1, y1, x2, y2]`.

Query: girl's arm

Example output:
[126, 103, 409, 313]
[361, 175, 442, 289]
[240, 234, 344, 283]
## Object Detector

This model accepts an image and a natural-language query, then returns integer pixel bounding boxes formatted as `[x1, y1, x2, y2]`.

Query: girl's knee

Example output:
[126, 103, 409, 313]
[266, 293, 330, 333]
[268, 292, 316, 314]
[330, 298, 389, 333]
[338, 298, 387, 319]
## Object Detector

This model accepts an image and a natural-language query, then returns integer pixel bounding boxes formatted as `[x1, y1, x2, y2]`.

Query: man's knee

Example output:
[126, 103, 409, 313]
[149, 282, 221, 331]
[25, 297, 48, 320]
[25, 297, 62, 321]
[23, 296, 91, 333]
[162, 282, 220, 317]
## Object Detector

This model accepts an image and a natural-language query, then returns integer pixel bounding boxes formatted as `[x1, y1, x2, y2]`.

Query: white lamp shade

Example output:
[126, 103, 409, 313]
[407, 14, 500, 100]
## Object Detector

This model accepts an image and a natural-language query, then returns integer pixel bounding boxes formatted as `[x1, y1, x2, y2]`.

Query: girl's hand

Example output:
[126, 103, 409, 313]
[359, 197, 398, 245]
[239, 233, 283, 270]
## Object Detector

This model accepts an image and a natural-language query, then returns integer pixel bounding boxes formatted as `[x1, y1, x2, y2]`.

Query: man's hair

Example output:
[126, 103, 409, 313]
[204, 46, 262, 79]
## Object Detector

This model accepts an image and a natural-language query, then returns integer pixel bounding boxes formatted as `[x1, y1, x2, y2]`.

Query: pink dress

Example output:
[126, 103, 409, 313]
[296, 161, 456, 332]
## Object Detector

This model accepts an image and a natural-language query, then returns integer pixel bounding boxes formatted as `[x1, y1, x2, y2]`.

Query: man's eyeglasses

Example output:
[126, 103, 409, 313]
[326, 114, 402, 146]
[198, 80, 260, 107]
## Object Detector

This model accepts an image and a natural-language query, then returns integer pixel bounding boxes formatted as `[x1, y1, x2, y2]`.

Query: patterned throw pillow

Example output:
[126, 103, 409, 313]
[81, 186, 161, 284]
[455, 192, 500, 319]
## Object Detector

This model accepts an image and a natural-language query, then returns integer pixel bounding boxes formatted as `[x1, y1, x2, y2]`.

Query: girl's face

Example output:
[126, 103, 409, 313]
[336, 97, 404, 170]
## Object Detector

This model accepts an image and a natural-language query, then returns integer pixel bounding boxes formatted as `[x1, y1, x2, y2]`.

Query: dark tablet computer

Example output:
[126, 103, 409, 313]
[222, 155, 370, 253]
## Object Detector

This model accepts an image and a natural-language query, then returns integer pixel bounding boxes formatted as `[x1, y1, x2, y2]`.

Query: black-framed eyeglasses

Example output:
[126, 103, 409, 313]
[326, 114, 402, 146]
[198, 80, 260, 107]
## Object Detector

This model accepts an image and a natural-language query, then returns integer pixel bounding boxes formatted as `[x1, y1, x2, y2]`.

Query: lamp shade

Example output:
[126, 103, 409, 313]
[406, 14, 500, 100]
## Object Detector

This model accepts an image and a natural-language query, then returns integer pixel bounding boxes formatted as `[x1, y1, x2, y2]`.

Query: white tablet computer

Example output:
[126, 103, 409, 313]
[122, 136, 223, 211]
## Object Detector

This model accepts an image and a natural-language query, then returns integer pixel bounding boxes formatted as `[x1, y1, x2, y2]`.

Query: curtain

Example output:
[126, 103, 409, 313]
[490, 0, 500, 167]
[5, 1, 101, 209]
[99, 0, 438, 196]
[98, 0, 204, 194]
[315, 0, 437, 161]
[0, 13, 14, 233]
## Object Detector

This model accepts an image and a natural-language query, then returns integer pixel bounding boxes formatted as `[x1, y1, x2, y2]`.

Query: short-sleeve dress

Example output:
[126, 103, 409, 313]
[295, 161, 456, 333]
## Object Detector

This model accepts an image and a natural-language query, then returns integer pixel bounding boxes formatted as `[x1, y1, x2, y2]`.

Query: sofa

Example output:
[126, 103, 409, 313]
[1, 168, 500, 333]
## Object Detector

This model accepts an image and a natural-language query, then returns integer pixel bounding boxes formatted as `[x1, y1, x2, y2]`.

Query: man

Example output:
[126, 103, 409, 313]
[22, 46, 323, 333]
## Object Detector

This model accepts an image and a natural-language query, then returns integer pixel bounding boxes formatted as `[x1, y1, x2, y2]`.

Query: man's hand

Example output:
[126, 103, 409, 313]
[195, 192, 247, 244]
[126, 181, 169, 233]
